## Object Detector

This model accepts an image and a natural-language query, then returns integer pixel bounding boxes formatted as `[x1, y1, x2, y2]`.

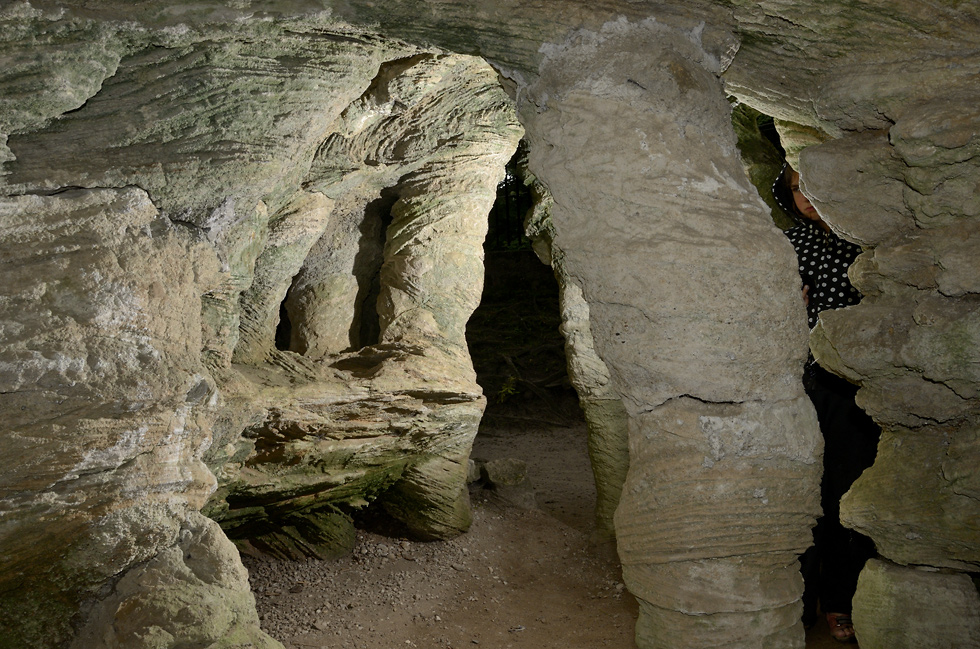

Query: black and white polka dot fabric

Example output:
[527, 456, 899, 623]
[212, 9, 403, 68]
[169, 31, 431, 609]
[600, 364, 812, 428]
[786, 219, 863, 329]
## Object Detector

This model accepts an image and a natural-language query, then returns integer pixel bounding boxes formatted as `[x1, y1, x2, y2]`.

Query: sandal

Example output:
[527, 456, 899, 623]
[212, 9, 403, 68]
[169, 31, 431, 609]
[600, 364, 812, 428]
[825, 612, 856, 643]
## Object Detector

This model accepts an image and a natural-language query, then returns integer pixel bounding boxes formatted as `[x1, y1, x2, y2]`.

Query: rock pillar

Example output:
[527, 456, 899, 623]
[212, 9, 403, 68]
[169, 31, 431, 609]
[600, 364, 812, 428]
[375, 149, 517, 537]
[523, 182, 630, 542]
[800, 99, 980, 649]
[233, 191, 335, 364]
[519, 17, 821, 648]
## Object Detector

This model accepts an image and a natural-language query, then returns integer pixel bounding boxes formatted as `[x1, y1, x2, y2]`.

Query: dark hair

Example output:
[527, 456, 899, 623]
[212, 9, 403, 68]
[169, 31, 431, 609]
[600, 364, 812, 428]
[772, 162, 805, 224]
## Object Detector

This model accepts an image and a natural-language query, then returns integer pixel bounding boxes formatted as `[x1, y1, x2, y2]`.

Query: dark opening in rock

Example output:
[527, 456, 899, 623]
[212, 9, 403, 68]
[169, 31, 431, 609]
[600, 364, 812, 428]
[352, 188, 398, 349]
[274, 291, 293, 351]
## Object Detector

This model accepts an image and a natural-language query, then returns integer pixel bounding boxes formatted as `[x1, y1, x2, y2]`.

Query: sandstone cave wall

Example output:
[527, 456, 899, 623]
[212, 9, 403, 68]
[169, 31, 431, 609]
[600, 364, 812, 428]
[724, 8, 980, 645]
[2, 2, 980, 649]
[0, 11, 520, 647]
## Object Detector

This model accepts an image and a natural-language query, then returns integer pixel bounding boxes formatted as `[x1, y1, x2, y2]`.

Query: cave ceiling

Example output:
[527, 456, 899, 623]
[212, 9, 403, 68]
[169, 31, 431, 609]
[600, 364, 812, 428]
[3, 0, 978, 139]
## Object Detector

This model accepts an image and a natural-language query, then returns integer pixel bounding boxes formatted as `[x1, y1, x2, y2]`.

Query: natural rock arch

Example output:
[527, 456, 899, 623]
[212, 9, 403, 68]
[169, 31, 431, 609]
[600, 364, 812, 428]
[1, 3, 978, 649]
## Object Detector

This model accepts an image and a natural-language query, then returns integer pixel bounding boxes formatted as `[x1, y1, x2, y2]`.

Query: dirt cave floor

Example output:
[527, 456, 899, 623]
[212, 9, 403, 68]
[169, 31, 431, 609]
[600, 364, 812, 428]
[243, 410, 638, 649]
[243, 412, 846, 649]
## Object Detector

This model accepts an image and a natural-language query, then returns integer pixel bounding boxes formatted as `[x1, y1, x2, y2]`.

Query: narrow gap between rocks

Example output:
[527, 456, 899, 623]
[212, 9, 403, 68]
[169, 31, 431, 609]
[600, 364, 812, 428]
[352, 188, 398, 351]
[274, 292, 293, 351]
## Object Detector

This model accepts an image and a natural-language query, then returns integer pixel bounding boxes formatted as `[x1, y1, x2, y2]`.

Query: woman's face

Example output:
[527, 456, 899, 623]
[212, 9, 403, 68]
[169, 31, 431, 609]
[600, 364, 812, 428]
[789, 170, 820, 221]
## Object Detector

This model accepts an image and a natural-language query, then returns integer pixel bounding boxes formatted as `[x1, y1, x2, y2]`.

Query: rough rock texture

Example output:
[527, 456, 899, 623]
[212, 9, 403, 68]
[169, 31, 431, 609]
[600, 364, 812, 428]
[233, 191, 336, 365]
[523, 177, 630, 542]
[0, 188, 256, 646]
[797, 113, 980, 647]
[0, 12, 519, 647]
[852, 559, 980, 649]
[201, 53, 522, 560]
[203, 349, 492, 560]
[70, 512, 278, 649]
[519, 17, 819, 648]
[3, 2, 980, 649]
[723, 5, 980, 647]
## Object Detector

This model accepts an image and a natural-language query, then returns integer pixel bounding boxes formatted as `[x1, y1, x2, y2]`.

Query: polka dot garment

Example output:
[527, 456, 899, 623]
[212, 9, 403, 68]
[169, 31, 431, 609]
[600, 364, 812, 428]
[786, 219, 863, 329]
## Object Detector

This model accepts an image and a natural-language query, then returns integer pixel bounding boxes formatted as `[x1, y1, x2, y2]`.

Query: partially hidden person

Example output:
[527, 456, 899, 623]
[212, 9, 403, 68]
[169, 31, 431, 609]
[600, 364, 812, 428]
[773, 163, 881, 644]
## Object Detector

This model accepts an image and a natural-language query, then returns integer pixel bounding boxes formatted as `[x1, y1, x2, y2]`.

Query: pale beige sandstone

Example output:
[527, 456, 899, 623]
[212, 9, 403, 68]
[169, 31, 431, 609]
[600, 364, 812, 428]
[203, 346, 491, 557]
[284, 188, 392, 357]
[0, 19, 519, 647]
[200, 53, 522, 557]
[290, 54, 524, 359]
[852, 559, 980, 649]
[800, 107, 980, 648]
[558, 278, 631, 543]
[69, 512, 279, 649]
[3, 20, 412, 222]
[0, 188, 276, 648]
[519, 17, 819, 648]
[367, 66, 523, 535]
[772, 120, 830, 173]
[523, 177, 630, 542]
[723, 6, 980, 646]
[1, 2, 980, 648]
[233, 191, 335, 365]
[201, 199, 272, 371]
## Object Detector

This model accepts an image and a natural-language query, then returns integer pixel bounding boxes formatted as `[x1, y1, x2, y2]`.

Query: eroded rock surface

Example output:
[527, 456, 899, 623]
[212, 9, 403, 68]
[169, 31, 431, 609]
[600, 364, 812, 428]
[520, 17, 820, 648]
[523, 171, 630, 542]
[0, 188, 234, 646]
[2, 2, 979, 649]
[853, 559, 980, 649]
[797, 108, 980, 648]
[0, 14, 518, 647]
[70, 512, 278, 649]
[203, 52, 521, 560]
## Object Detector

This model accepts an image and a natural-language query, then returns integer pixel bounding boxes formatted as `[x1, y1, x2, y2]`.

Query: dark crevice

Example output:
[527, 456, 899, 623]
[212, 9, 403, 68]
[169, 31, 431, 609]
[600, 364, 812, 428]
[274, 291, 293, 352]
[467, 252, 580, 424]
[485, 139, 533, 252]
[350, 186, 398, 350]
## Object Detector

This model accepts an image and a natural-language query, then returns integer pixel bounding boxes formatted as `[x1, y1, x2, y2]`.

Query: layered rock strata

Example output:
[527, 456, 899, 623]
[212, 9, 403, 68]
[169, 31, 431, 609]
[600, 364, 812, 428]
[2, 2, 979, 649]
[853, 559, 980, 649]
[520, 18, 820, 648]
[0, 188, 261, 646]
[0, 14, 519, 646]
[203, 53, 521, 559]
[799, 108, 980, 648]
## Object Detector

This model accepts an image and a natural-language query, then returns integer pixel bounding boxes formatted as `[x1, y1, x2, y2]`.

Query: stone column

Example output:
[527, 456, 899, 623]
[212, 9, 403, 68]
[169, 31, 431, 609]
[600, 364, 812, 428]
[800, 99, 980, 649]
[232, 190, 335, 364]
[523, 183, 630, 542]
[378, 160, 499, 359]
[519, 17, 821, 648]
[284, 189, 392, 358]
[376, 144, 521, 538]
